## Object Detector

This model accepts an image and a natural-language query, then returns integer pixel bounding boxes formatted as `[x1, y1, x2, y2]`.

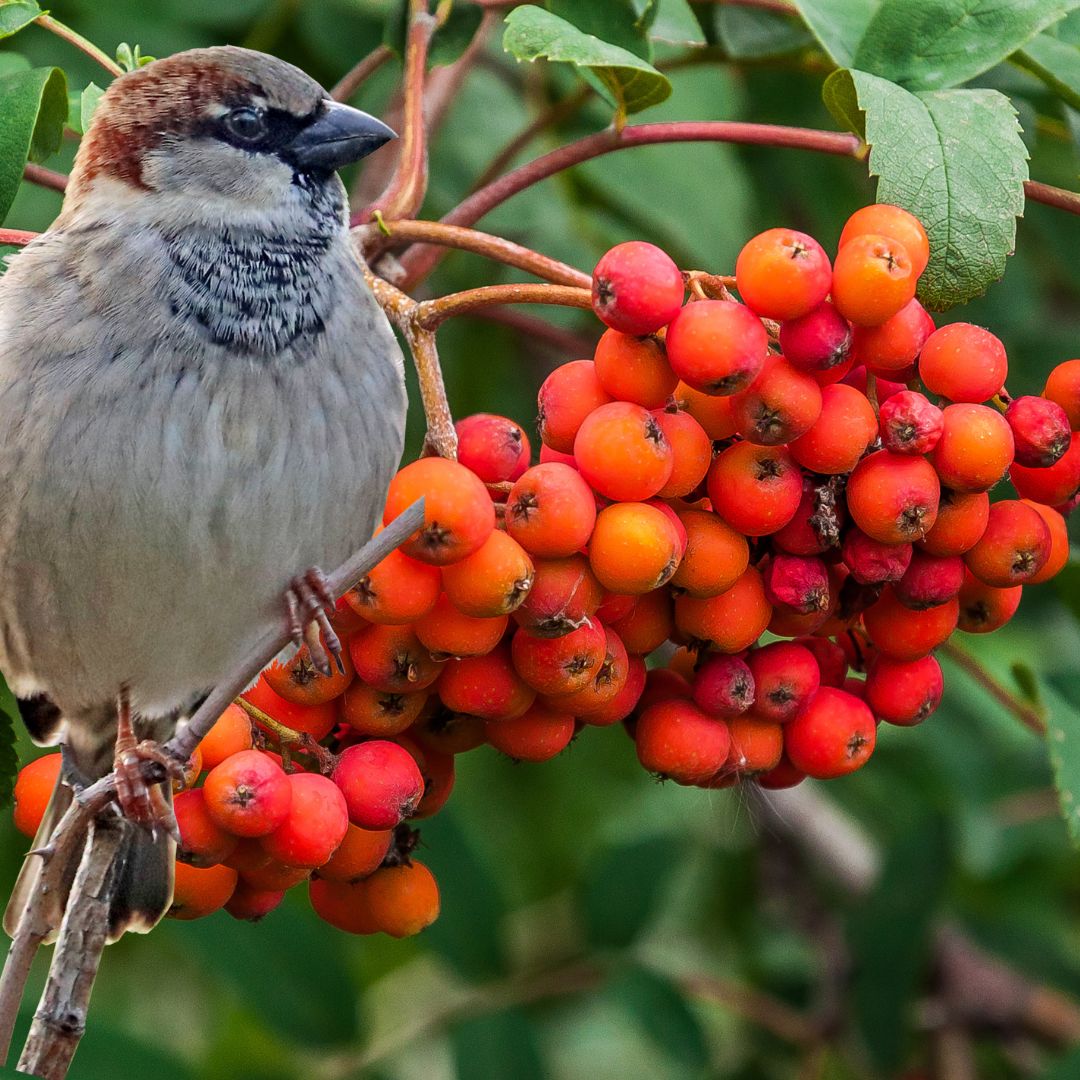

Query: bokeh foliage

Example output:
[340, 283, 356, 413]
[2, 1, 1080, 1077]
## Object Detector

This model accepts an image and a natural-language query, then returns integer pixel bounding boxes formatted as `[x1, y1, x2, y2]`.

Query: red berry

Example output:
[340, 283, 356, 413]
[12, 754, 61, 840]
[261, 773, 350, 869]
[735, 227, 831, 320]
[454, 413, 531, 484]
[893, 550, 964, 609]
[778, 301, 852, 373]
[788, 382, 877, 474]
[773, 476, 845, 556]
[731, 354, 823, 445]
[634, 699, 731, 784]
[538, 360, 613, 453]
[512, 554, 603, 637]
[1006, 395, 1071, 468]
[707, 442, 803, 537]
[865, 655, 943, 726]
[795, 636, 849, 688]
[692, 654, 755, 718]
[485, 704, 576, 762]
[957, 569, 1022, 633]
[764, 554, 830, 614]
[863, 588, 958, 659]
[332, 741, 425, 830]
[506, 462, 597, 559]
[747, 642, 821, 724]
[851, 298, 935, 374]
[665, 300, 768, 395]
[438, 644, 536, 721]
[592, 241, 684, 335]
[511, 621, 606, 696]
[842, 528, 913, 585]
[784, 688, 876, 779]
[962, 499, 1051, 587]
[879, 391, 944, 455]
[203, 751, 292, 839]
[1010, 431, 1080, 504]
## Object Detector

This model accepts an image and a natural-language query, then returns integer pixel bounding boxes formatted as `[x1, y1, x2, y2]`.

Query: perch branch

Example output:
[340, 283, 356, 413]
[0, 230, 38, 247]
[22, 165, 68, 193]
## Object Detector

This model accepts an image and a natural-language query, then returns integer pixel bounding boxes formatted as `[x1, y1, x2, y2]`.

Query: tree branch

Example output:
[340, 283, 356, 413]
[34, 15, 122, 78]
[331, 45, 394, 103]
[22, 165, 68, 194]
[0, 230, 37, 247]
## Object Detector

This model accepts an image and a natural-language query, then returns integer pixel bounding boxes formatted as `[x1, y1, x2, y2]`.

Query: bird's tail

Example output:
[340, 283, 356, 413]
[3, 703, 175, 944]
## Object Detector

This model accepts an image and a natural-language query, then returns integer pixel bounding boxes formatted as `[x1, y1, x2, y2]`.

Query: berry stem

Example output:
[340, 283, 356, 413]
[330, 44, 394, 103]
[355, 219, 591, 287]
[33, 14, 123, 78]
[233, 698, 338, 774]
[939, 641, 1047, 735]
[415, 283, 593, 330]
[22, 164, 67, 194]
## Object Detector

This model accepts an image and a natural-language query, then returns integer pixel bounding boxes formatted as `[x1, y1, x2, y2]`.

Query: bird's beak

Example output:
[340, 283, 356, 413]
[288, 102, 397, 172]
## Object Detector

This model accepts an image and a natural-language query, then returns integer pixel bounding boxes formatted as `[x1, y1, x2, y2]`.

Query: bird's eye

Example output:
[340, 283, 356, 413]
[223, 107, 267, 143]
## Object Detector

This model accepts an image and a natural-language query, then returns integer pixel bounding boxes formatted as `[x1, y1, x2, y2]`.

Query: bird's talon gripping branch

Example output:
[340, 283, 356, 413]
[112, 691, 183, 833]
[285, 568, 343, 676]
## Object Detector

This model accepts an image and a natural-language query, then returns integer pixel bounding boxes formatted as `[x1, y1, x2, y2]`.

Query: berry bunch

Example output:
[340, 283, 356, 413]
[11, 204, 1077, 938]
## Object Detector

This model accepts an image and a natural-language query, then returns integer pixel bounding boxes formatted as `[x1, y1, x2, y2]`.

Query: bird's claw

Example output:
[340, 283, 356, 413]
[113, 740, 183, 839]
[285, 567, 343, 676]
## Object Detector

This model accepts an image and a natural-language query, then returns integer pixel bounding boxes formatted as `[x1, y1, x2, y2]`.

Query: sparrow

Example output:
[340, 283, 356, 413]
[0, 46, 407, 941]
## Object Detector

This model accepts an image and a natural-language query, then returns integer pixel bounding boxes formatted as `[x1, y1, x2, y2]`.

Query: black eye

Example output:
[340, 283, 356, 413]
[223, 107, 267, 143]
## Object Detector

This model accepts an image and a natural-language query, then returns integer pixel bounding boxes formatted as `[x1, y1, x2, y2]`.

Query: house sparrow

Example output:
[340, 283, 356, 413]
[0, 46, 406, 940]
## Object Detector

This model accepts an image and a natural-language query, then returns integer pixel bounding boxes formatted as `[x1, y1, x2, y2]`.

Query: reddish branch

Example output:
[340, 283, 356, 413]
[331, 45, 393, 102]
[23, 164, 67, 193]
[0, 229, 37, 247]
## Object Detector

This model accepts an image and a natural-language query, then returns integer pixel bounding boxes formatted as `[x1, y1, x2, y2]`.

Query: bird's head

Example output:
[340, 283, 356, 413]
[64, 46, 395, 222]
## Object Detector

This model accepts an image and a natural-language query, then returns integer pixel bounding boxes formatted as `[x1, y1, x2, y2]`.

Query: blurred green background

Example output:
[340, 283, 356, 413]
[4, 1, 1080, 1078]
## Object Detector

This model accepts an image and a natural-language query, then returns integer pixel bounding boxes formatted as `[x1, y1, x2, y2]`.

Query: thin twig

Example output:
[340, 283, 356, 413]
[331, 45, 394, 102]
[34, 15, 123, 78]
[0, 230, 37, 247]
[356, 219, 590, 287]
[414, 283, 592, 330]
[233, 698, 337, 774]
[939, 640, 1047, 736]
[22, 165, 68, 193]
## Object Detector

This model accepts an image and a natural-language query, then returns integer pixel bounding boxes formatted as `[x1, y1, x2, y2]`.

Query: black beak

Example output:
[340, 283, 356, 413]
[288, 102, 396, 172]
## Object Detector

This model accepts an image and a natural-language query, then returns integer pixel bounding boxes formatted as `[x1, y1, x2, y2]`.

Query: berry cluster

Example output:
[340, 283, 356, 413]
[11, 204, 1077, 938]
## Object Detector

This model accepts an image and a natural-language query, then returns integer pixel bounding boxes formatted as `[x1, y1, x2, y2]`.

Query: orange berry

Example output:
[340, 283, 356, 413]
[862, 588, 958, 659]
[175, 788, 238, 868]
[731, 354, 823, 445]
[735, 227, 831, 320]
[506, 463, 597, 558]
[441, 529, 534, 618]
[918, 323, 1007, 403]
[608, 587, 674, 654]
[511, 621, 606, 695]
[512, 553, 603, 637]
[364, 861, 440, 937]
[930, 404, 1014, 493]
[340, 683, 427, 737]
[1024, 500, 1069, 585]
[13, 754, 61, 839]
[309, 877, 377, 934]
[344, 547, 440, 625]
[789, 382, 877, 474]
[839, 204, 930, 276]
[589, 502, 682, 594]
[957, 570, 1022, 632]
[671, 508, 749, 598]
[384, 457, 495, 565]
[635, 699, 730, 784]
[349, 623, 440, 693]
[832, 233, 916, 327]
[673, 380, 737, 439]
[414, 593, 508, 658]
[1044, 358, 1080, 430]
[318, 824, 393, 883]
[919, 489, 990, 558]
[242, 678, 336, 741]
[263, 640, 354, 707]
[411, 709, 487, 756]
[665, 299, 769, 395]
[851, 298, 935, 374]
[203, 750, 293, 838]
[574, 401, 674, 502]
[585, 652, 647, 726]
[485, 704, 576, 762]
[727, 715, 784, 774]
[539, 359, 613, 452]
[653, 408, 712, 498]
[847, 451, 940, 543]
[169, 862, 237, 920]
[963, 499, 1051, 587]
[673, 566, 771, 652]
[546, 624, 629, 717]
[708, 442, 803, 537]
[593, 328, 678, 408]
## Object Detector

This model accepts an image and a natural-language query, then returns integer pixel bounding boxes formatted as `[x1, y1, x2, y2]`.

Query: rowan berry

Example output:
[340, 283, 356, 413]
[843, 365, 906, 403]
[842, 529, 912, 585]
[879, 391, 944, 456]
[538, 360, 613, 453]
[840, 204, 930, 276]
[12, 754, 60, 839]
[1006, 396, 1071, 468]
[309, 877, 377, 934]
[387, 457, 495, 565]
[778, 301, 852, 374]
[894, 550, 964, 609]
[197, 703, 255, 770]
[653, 408, 712, 498]
[415, 593, 507, 658]
[664, 300, 769, 395]
[175, 788, 238, 868]
[333, 741, 424, 830]
[506, 462, 597, 558]
[851, 298, 935, 374]
[511, 621, 606, 696]
[349, 623, 440, 694]
[1010, 432, 1080, 505]
[593, 328, 678, 408]
[345, 547, 440, 625]
[609, 586, 674, 653]
[263, 640, 354, 708]
[847, 451, 940, 543]
[865, 655, 943, 726]
[261, 773, 349, 869]
[929, 404, 1013, 494]
[692, 654, 754, 718]
[731, 354, 823, 445]
[204, 750, 292, 838]
[670, 509, 749, 597]
[749, 642, 822, 723]
[634, 699, 731, 784]
[672, 380, 737, 439]
[767, 598, 832, 639]
[485, 704, 575, 762]
[727, 715, 784, 774]
[673, 566, 771, 652]
[588, 502, 682, 594]
[919, 323, 1007, 403]
[512, 554, 603, 637]
[755, 754, 806, 789]
[364, 860, 441, 938]
[963, 499, 1050, 587]
[223, 838, 273, 875]
[340, 683, 426, 737]
[735, 228, 831, 320]
[919, 489, 990, 557]
[596, 590, 637, 625]
[772, 477, 843, 556]
[832, 234, 916, 327]
[169, 862, 237, 920]
[241, 860, 312, 892]
[438, 644, 536, 720]
[1024, 501, 1069, 585]
[411, 709, 487, 757]
[574, 401, 674, 501]
[764, 554, 830, 615]
[1044, 359, 1080, 430]
[957, 570, 1022, 633]
[401, 738, 456, 819]
[707, 442, 802, 536]
[225, 883, 284, 922]
[789, 382, 877, 474]
[592, 241, 684, 335]
[454, 413, 531, 484]
[862, 588, 959, 659]
[784, 687, 876, 779]
[795, 636, 848, 688]
[318, 824, 393, 883]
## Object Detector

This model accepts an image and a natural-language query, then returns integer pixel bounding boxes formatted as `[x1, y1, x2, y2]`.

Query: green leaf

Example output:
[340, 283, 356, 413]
[0, 1, 41, 40]
[549, 0, 654, 60]
[451, 1009, 547, 1080]
[823, 69, 1028, 309]
[383, 1, 484, 65]
[789, 0, 879, 68]
[854, 0, 1080, 90]
[1011, 661, 1044, 710]
[0, 52, 31, 77]
[67, 81, 104, 135]
[1054, 560, 1080, 623]
[717, 6, 813, 59]
[115, 42, 154, 71]
[0, 66, 67, 224]
[503, 6, 672, 117]
[607, 965, 709, 1071]
[581, 835, 675, 948]
[1015, 32, 1080, 113]
[647, 0, 707, 46]
[847, 816, 950, 1070]
[1045, 676, 1080, 847]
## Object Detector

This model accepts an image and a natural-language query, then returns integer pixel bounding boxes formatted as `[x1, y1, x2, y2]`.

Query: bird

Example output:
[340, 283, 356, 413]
[0, 45, 407, 942]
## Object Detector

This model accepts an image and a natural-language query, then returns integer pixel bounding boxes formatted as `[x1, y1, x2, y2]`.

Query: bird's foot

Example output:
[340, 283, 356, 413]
[113, 740, 183, 842]
[284, 567, 343, 677]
